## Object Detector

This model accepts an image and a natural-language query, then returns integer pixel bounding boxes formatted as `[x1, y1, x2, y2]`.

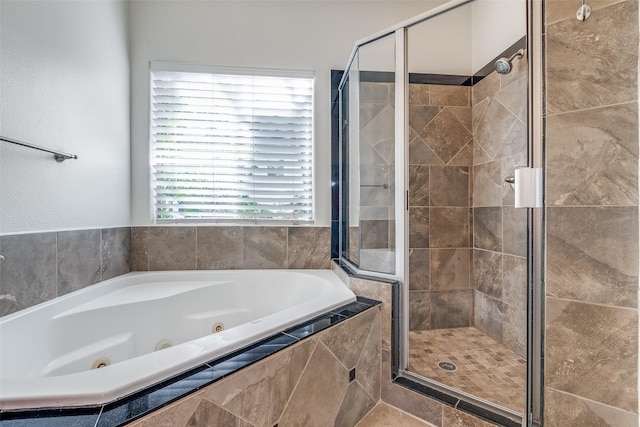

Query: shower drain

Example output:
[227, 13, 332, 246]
[438, 361, 457, 371]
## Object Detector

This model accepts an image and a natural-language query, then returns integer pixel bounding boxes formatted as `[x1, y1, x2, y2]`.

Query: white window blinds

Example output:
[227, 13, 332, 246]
[150, 64, 314, 222]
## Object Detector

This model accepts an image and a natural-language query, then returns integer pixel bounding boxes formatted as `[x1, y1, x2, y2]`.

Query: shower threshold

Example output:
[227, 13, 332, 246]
[408, 327, 526, 413]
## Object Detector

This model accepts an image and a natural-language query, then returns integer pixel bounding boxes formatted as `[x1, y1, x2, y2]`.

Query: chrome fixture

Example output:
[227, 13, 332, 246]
[494, 48, 525, 75]
[576, 0, 591, 21]
[0, 136, 78, 162]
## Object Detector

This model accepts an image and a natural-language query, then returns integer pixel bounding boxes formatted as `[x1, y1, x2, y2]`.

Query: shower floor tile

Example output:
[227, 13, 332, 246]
[408, 327, 526, 413]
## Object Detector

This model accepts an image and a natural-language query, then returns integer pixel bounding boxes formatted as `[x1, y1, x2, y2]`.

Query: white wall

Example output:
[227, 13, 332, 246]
[0, 0, 130, 234]
[471, 0, 526, 73]
[129, 0, 450, 226]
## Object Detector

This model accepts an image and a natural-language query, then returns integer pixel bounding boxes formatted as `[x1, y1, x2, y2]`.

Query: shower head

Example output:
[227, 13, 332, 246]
[494, 48, 525, 75]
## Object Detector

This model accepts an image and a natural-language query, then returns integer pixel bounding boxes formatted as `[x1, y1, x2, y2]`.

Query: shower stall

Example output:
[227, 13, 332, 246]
[336, 0, 543, 425]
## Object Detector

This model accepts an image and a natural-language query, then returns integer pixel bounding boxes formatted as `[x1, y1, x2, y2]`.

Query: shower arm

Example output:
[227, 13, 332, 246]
[0, 136, 78, 162]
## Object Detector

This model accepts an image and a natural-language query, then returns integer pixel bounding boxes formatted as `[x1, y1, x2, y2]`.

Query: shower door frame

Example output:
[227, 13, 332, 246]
[337, 0, 544, 425]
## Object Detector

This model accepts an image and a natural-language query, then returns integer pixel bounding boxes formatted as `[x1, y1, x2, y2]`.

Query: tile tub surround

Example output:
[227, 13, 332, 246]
[544, 0, 639, 425]
[0, 227, 131, 316]
[0, 297, 381, 427]
[131, 225, 331, 271]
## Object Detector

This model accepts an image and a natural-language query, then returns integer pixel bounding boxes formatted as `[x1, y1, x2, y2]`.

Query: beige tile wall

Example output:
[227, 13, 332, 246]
[544, 0, 639, 425]
[471, 61, 528, 358]
[127, 305, 381, 427]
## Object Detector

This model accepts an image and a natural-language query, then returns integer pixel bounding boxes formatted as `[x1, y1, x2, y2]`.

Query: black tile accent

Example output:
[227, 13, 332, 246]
[0, 298, 380, 427]
[349, 368, 356, 383]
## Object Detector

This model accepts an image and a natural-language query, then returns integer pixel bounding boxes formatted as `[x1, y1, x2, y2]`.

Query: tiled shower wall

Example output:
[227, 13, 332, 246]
[544, 0, 639, 425]
[0, 228, 130, 316]
[0, 226, 331, 316]
[471, 63, 528, 357]
[408, 83, 473, 331]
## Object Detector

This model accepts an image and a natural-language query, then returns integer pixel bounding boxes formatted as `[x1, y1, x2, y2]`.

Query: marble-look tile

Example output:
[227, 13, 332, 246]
[359, 249, 395, 274]
[101, 227, 130, 280]
[472, 72, 500, 106]
[355, 309, 382, 400]
[409, 248, 429, 291]
[546, 103, 638, 206]
[409, 290, 431, 331]
[503, 255, 527, 310]
[545, 298, 637, 412]
[197, 226, 243, 269]
[356, 403, 436, 427]
[381, 352, 444, 426]
[429, 85, 469, 107]
[409, 84, 430, 105]
[360, 104, 386, 129]
[473, 207, 502, 252]
[187, 399, 253, 427]
[335, 382, 377, 427]
[501, 152, 527, 206]
[474, 291, 503, 342]
[360, 136, 387, 166]
[0, 232, 57, 315]
[447, 142, 473, 166]
[442, 406, 495, 427]
[502, 207, 526, 257]
[547, 207, 638, 308]
[279, 342, 349, 427]
[348, 278, 392, 350]
[361, 186, 391, 208]
[495, 76, 526, 122]
[321, 308, 376, 370]
[409, 137, 444, 166]
[242, 226, 287, 269]
[471, 98, 489, 134]
[349, 226, 361, 265]
[206, 338, 315, 426]
[409, 207, 429, 248]
[409, 105, 440, 134]
[57, 229, 101, 295]
[473, 161, 502, 207]
[546, 1, 638, 114]
[128, 391, 205, 427]
[430, 290, 472, 329]
[361, 220, 389, 250]
[409, 165, 429, 207]
[545, 0, 626, 25]
[429, 208, 470, 248]
[287, 227, 331, 269]
[496, 117, 527, 159]
[148, 227, 197, 271]
[545, 388, 639, 427]
[130, 227, 149, 271]
[360, 82, 391, 104]
[502, 304, 526, 358]
[447, 106, 472, 133]
[420, 109, 472, 165]
[473, 249, 503, 299]
[472, 141, 492, 166]
[361, 105, 395, 164]
[474, 99, 519, 160]
[500, 52, 527, 89]
[429, 166, 469, 207]
[430, 248, 470, 291]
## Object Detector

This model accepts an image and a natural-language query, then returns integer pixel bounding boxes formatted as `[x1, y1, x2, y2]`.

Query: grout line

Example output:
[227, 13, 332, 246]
[545, 296, 638, 312]
[546, 100, 638, 118]
[547, 387, 638, 415]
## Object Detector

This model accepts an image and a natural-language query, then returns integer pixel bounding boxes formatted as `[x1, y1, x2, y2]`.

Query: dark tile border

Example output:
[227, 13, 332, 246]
[0, 297, 380, 427]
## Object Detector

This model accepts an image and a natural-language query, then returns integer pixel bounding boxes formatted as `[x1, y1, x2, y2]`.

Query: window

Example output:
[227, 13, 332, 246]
[150, 63, 314, 223]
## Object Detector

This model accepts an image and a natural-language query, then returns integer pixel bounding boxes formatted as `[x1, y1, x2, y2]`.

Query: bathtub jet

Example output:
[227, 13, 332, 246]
[0, 269, 355, 409]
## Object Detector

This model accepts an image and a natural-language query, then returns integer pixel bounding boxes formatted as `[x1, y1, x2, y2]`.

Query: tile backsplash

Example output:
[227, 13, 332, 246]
[0, 225, 331, 316]
[0, 227, 130, 316]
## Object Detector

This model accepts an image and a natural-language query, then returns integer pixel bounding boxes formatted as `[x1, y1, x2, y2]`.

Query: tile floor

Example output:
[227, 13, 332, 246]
[356, 403, 436, 427]
[408, 327, 526, 413]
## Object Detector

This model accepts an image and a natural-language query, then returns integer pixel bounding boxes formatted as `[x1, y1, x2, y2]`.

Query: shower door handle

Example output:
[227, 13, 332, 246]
[514, 167, 543, 208]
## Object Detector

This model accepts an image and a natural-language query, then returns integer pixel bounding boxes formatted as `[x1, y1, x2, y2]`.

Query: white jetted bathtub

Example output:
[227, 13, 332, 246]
[0, 269, 356, 409]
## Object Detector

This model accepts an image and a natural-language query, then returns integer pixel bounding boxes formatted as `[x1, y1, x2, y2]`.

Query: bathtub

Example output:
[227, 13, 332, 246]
[0, 269, 356, 410]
